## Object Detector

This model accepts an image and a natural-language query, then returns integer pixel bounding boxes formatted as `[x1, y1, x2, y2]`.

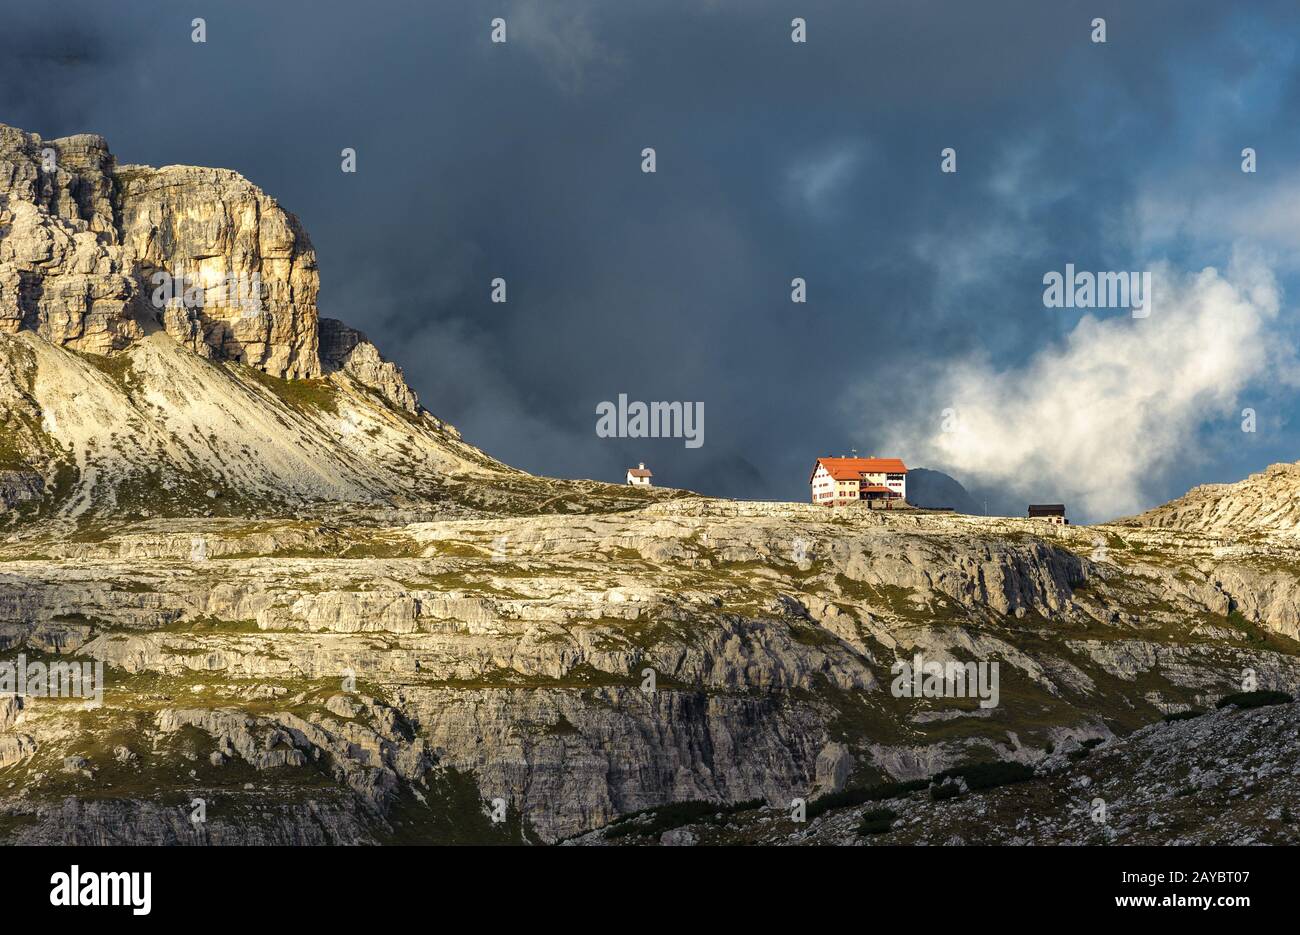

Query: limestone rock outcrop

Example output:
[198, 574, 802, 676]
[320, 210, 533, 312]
[0, 128, 142, 354]
[117, 164, 320, 378]
[320, 318, 419, 414]
[0, 123, 318, 378]
[569, 701, 1300, 846]
[0, 123, 503, 517]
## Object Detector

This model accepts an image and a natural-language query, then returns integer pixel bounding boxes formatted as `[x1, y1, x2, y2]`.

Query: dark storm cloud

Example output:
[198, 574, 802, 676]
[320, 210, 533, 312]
[4, 0, 1300, 517]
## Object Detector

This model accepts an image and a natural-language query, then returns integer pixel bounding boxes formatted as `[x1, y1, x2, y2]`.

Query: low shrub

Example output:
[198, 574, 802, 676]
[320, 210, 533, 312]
[934, 760, 1035, 792]
[805, 778, 929, 821]
[807, 761, 1036, 826]
[604, 797, 763, 839]
[1163, 709, 1204, 723]
[930, 781, 961, 801]
[1215, 690, 1293, 710]
[856, 808, 897, 835]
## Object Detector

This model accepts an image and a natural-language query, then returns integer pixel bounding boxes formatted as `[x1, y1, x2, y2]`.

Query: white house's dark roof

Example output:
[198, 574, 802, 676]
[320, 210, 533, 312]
[1028, 504, 1066, 516]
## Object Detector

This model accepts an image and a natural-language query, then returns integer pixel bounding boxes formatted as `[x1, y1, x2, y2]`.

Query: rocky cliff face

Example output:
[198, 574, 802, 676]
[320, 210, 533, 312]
[0, 129, 141, 355]
[117, 164, 321, 379]
[568, 698, 1300, 845]
[2, 495, 1300, 843]
[319, 318, 419, 415]
[1, 124, 1298, 846]
[0, 124, 318, 377]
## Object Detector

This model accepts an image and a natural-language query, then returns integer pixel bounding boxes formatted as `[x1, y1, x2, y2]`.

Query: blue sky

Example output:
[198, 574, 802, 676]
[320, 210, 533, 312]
[4, 0, 1300, 520]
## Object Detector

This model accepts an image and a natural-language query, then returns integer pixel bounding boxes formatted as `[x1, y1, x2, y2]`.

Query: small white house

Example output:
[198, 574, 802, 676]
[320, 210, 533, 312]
[626, 462, 653, 486]
[1028, 504, 1067, 525]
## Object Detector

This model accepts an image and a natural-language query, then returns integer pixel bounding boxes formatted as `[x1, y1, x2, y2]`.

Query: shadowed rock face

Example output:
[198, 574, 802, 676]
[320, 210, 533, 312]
[320, 317, 419, 415]
[0, 123, 319, 378]
[906, 468, 979, 514]
[566, 700, 1300, 846]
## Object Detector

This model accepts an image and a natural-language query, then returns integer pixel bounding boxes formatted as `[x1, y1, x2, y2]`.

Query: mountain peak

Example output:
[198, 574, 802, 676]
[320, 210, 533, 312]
[0, 124, 681, 525]
[0, 126, 444, 520]
[2, 122, 338, 384]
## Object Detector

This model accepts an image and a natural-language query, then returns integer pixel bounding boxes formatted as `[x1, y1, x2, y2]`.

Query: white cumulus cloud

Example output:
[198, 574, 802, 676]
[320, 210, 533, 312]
[884, 254, 1287, 520]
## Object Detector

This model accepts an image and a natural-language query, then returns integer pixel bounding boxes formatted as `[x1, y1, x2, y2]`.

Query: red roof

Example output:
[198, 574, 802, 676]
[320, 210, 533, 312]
[627, 468, 652, 478]
[861, 485, 896, 494]
[811, 457, 907, 483]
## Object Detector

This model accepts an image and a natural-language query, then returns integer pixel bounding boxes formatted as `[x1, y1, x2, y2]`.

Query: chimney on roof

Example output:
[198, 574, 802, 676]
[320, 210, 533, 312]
[638, 462, 645, 469]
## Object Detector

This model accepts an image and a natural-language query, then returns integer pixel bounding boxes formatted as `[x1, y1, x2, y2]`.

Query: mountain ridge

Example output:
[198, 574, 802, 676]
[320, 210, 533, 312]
[1119, 461, 1300, 536]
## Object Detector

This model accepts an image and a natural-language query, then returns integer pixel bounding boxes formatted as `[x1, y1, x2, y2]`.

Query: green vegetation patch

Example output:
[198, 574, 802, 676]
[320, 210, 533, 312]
[1066, 737, 1106, 763]
[604, 798, 763, 840]
[816, 761, 1036, 817]
[376, 769, 532, 845]
[243, 366, 339, 416]
[78, 350, 135, 392]
[807, 778, 929, 820]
